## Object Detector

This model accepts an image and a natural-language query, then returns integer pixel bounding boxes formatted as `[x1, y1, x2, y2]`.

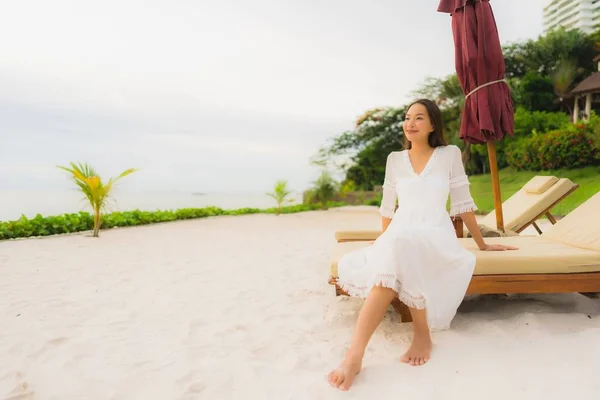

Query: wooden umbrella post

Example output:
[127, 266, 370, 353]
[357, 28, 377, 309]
[487, 140, 504, 231]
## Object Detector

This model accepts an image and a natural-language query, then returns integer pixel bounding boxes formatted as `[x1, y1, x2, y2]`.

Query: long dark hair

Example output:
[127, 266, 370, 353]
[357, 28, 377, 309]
[403, 98, 447, 150]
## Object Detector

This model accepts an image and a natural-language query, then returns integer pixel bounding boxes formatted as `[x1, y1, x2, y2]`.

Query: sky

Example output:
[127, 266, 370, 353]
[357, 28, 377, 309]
[0, 0, 547, 194]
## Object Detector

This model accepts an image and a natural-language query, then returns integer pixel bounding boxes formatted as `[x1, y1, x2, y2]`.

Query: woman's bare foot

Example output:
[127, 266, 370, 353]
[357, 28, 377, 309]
[401, 332, 432, 366]
[327, 352, 363, 391]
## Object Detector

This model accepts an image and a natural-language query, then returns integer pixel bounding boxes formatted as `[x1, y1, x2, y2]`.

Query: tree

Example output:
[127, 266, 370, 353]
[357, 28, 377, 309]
[504, 27, 596, 83]
[266, 180, 293, 215]
[311, 107, 405, 190]
[57, 162, 138, 237]
[512, 71, 556, 112]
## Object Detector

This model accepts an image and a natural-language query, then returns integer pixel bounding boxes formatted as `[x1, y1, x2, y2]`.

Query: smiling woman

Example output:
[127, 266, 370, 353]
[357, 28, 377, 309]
[328, 99, 517, 391]
[402, 99, 447, 151]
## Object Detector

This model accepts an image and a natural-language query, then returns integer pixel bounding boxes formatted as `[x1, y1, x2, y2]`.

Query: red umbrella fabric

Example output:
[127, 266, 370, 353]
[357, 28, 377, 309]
[438, 0, 514, 230]
[438, 0, 514, 144]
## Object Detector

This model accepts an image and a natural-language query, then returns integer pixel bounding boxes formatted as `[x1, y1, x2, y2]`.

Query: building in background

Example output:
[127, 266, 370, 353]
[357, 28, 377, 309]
[543, 0, 600, 34]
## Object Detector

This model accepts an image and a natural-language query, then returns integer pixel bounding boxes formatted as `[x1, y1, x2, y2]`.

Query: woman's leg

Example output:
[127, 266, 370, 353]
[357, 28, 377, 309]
[400, 307, 432, 366]
[328, 285, 397, 391]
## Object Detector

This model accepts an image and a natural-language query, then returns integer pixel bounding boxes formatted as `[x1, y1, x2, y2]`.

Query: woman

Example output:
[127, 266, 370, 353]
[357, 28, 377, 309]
[328, 99, 517, 391]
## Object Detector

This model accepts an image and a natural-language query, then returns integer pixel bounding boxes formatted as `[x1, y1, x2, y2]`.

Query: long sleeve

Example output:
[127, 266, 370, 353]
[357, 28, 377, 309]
[379, 152, 398, 218]
[449, 146, 478, 217]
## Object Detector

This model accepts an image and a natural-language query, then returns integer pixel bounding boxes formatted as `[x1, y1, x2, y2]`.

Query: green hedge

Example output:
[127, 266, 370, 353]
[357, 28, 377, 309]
[506, 127, 600, 171]
[0, 202, 348, 240]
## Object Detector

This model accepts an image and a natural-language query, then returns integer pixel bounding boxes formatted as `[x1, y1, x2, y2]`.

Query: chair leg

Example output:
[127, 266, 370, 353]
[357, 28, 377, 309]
[532, 221, 543, 234]
[391, 298, 412, 322]
[452, 216, 463, 238]
[580, 292, 600, 299]
[545, 212, 557, 224]
[334, 284, 348, 297]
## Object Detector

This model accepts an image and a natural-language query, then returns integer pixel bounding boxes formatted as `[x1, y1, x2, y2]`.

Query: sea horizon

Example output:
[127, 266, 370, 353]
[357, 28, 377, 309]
[0, 189, 306, 222]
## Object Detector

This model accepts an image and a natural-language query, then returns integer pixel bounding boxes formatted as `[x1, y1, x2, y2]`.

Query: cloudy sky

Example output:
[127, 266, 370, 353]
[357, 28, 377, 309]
[0, 0, 547, 194]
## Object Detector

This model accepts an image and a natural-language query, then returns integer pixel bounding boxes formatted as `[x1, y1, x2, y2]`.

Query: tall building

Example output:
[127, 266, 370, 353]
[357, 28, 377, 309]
[543, 0, 600, 34]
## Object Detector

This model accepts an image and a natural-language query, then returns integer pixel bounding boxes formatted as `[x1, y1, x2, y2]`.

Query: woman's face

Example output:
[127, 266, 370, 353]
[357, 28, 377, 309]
[403, 103, 434, 144]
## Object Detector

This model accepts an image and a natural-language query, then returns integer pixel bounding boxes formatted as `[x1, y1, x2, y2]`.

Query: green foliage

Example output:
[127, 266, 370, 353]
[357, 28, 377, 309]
[512, 107, 572, 137]
[0, 212, 95, 239]
[506, 126, 600, 171]
[309, 171, 339, 209]
[57, 162, 138, 237]
[465, 107, 572, 174]
[311, 107, 404, 190]
[338, 180, 356, 195]
[0, 202, 349, 241]
[266, 179, 293, 215]
[503, 27, 596, 80]
[343, 138, 397, 190]
[512, 72, 556, 112]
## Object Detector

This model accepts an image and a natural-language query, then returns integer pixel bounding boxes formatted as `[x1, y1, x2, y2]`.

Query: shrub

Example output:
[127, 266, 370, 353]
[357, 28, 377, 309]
[466, 107, 571, 174]
[0, 202, 350, 241]
[311, 171, 339, 210]
[506, 128, 599, 170]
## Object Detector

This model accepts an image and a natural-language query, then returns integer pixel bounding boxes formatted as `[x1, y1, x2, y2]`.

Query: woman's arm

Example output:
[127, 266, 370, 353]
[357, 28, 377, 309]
[378, 153, 397, 229]
[448, 146, 517, 252]
[460, 211, 518, 251]
[459, 211, 486, 250]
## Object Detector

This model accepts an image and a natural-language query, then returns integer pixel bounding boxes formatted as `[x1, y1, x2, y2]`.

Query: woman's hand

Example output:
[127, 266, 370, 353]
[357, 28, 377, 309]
[479, 243, 519, 251]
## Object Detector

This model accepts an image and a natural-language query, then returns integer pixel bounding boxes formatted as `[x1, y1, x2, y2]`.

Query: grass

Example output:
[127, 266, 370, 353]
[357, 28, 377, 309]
[469, 166, 600, 216]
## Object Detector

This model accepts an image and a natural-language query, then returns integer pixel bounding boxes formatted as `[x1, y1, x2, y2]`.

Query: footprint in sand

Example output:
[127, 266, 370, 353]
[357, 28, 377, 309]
[250, 344, 302, 371]
[5, 381, 38, 400]
[176, 370, 206, 397]
[47, 337, 68, 346]
[182, 319, 207, 345]
[26, 337, 69, 361]
[188, 383, 206, 393]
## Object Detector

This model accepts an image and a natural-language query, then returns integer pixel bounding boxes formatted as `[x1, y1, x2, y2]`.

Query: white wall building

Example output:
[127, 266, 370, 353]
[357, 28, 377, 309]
[543, 0, 600, 34]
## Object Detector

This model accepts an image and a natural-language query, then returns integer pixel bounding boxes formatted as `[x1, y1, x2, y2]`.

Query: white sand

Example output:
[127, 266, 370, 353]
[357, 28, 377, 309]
[1, 207, 599, 399]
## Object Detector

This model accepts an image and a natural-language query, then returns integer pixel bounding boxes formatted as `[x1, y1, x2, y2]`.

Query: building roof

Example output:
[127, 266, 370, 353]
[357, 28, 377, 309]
[570, 72, 600, 95]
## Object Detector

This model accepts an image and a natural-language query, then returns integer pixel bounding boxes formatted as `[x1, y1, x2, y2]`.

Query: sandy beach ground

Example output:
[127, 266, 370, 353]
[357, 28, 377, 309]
[1, 206, 599, 399]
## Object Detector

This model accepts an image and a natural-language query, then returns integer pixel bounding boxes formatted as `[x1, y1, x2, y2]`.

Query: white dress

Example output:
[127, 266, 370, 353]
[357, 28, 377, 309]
[337, 145, 477, 331]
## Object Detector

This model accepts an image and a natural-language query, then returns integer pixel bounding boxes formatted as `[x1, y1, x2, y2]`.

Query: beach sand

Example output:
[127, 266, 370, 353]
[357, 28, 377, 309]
[1, 207, 599, 399]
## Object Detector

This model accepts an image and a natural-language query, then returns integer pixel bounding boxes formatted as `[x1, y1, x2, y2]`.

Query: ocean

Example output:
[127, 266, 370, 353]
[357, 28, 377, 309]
[0, 189, 305, 222]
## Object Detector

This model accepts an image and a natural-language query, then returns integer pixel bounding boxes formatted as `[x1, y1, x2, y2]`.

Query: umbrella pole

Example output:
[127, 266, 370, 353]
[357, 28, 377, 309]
[487, 140, 504, 231]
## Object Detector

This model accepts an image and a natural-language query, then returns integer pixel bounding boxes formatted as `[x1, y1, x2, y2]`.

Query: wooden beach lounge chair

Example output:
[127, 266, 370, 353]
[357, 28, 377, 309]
[335, 175, 578, 242]
[328, 191, 600, 323]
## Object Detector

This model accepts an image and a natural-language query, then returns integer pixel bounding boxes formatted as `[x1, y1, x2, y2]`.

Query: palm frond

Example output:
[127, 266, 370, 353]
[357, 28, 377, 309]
[57, 162, 138, 236]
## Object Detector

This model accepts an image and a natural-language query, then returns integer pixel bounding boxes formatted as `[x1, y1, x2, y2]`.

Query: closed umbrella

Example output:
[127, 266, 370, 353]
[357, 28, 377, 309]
[438, 0, 514, 231]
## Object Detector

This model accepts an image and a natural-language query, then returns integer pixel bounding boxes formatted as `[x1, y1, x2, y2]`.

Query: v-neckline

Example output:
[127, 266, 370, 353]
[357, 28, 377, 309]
[406, 147, 439, 177]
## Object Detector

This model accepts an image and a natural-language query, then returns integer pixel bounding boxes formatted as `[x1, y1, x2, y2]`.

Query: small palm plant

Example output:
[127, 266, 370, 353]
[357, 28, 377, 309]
[266, 179, 293, 215]
[57, 162, 138, 237]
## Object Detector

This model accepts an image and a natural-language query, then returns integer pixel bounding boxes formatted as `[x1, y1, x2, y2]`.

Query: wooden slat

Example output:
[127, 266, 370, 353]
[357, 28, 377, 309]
[391, 298, 412, 322]
[466, 272, 600, 294]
